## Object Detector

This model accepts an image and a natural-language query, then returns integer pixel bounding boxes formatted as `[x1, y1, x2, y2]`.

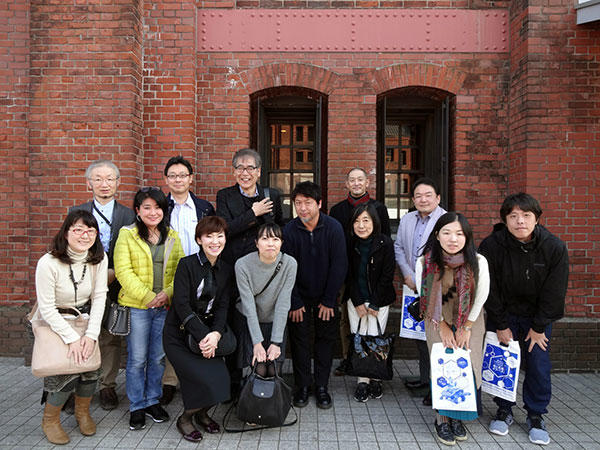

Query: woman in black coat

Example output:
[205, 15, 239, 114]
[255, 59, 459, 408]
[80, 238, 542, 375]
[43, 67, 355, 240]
[163, 216, 234, 442]
[343, 203, 396, 403]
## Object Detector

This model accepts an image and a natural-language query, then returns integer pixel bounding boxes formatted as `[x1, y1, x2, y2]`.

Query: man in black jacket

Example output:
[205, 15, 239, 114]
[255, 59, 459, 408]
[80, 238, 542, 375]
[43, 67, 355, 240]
[216, 148, 283, 265]
[479, 193, 569, 446]
[283, 182, 347, 410]
[329, 167, 390, 377]
[71, 159, 135, 410]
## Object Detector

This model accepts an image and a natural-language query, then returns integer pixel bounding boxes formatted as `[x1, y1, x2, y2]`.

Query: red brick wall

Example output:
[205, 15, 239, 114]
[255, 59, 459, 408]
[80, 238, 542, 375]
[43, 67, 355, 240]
[1, 0, 599, 361]
[507, 0, 600, 316]
[0, 0, 30, 306]
[26, 0, 144, 304]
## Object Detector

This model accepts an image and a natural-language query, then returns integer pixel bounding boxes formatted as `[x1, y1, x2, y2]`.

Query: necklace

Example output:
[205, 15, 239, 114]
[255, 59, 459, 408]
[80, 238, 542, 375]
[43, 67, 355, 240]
[69, 263, 87, 303]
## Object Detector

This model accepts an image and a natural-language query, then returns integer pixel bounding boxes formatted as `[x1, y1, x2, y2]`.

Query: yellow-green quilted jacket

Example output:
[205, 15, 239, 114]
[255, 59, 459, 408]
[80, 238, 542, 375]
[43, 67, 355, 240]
[114, 224, 184, 309]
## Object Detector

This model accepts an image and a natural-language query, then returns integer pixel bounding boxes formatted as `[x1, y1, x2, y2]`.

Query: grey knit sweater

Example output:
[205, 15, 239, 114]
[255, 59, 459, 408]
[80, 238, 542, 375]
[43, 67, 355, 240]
[235, 251, 297, 346]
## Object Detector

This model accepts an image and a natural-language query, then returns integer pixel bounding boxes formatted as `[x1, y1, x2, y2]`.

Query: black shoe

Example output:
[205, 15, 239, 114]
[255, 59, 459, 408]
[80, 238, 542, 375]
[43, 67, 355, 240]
[293, 386, 310, 408]
[61, 393, 75, 415]
[129, 410, 146, 430]
[334, 359, 349, 376]
[369, 380, 383, 399]
[435, 420, 456, 446]
[449, 418, 467, 441]
[159, 384, 176, 405]
[145, 403, 169, 423]
[405, 380, 429, 390]
[422, 390, 432, 406]
[315, 386, 332, 410]
[99, 387, 119, 411]
[353, 382, 369, 403]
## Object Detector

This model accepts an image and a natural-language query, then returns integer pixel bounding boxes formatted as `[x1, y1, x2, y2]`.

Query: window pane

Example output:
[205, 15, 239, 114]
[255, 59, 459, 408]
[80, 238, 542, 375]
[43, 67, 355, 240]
[400, 174, 411, 195]
[398, 197, 412, 219]
[385, 147, 399, 171]
[271, 124, 291, 145]
[293, 148, 313, 170]
[385, 173, 398, 196]
[293, 173, 314, 186]
[269, 173, 291, 195]
[385, 197, 398, 220]
[270, 147, 290, 170]
[281, 197, 292, 219]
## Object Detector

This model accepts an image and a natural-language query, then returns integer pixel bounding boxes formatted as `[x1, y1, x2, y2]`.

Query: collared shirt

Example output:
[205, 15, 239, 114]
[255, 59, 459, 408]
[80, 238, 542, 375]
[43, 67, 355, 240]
[412, 212, 433, 269]
[170, 193, 199, 256]
[93, 199, 114, 252]
[238, 184, 258, 198]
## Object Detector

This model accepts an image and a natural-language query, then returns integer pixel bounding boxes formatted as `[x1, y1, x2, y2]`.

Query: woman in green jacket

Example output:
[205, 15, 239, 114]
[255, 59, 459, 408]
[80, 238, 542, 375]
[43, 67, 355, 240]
[114, 187, 184, 431]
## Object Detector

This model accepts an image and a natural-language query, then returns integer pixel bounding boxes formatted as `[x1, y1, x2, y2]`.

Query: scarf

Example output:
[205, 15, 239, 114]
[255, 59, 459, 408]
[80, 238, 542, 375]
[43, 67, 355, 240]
[347, 192, 370, 207]
[419, 252, 474, 329]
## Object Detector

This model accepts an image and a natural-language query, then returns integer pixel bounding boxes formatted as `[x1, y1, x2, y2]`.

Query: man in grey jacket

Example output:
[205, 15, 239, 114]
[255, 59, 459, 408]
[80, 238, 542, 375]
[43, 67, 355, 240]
[394, 177, 446, 405]
[71, 159, 135, 410]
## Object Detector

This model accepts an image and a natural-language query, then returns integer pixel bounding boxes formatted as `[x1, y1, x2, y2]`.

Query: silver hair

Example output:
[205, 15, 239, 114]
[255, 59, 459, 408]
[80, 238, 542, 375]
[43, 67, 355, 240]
[85, 159, 120, 179]
[232, 148, 261, 168]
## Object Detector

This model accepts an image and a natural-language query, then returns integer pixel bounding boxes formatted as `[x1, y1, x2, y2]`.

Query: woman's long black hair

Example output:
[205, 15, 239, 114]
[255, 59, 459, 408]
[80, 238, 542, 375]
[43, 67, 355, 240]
[50, 209, 105, 265]
[421, 212, 479, 283]
[133, 187, 169, 245]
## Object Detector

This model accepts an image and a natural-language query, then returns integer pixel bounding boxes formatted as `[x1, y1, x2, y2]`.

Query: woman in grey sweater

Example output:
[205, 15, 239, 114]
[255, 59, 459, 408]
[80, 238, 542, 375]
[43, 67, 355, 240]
[235, 223, 297, 375]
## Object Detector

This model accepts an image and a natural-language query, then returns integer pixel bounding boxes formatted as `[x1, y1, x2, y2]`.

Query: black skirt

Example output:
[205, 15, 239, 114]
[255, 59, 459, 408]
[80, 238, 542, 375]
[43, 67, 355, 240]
[163, 320, 230, 410]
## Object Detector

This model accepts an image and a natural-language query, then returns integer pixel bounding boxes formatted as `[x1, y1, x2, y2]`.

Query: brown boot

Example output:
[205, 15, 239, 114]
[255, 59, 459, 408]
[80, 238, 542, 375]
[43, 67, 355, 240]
[42, 403, 70, 445]
[74, 395, 96, 436]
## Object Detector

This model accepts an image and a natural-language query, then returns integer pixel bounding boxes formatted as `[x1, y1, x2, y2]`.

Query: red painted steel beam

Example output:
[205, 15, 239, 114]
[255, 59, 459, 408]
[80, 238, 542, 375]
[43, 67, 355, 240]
[197, 9, 508, 53]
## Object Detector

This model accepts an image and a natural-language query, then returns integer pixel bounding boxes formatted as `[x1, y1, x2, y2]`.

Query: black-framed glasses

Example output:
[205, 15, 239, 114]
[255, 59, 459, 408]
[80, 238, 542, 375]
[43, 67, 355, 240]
[166, 173, 191, 181]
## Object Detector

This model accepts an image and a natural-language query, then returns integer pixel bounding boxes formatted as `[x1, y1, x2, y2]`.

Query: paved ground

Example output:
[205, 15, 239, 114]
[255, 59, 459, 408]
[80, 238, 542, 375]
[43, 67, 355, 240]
[0, 357, 598, 449]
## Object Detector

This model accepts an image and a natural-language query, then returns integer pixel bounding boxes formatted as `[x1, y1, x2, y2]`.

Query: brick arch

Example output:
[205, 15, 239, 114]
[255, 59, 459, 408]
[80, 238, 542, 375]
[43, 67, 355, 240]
[235, 63, 340, 95]
[371, 63, 466, 95]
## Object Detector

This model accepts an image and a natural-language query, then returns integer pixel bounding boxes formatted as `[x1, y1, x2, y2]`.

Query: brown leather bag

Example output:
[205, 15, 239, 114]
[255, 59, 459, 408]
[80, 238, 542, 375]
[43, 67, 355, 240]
[28, 304, 101, 378]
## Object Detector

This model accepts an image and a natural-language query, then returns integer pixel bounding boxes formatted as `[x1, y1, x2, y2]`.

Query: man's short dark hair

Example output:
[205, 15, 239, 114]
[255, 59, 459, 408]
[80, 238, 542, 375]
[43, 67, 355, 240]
[291, 181, 321, 203]
[164, 156, 193, 176]
[411, 177, 440, 197]
[500, 192, 543, 222]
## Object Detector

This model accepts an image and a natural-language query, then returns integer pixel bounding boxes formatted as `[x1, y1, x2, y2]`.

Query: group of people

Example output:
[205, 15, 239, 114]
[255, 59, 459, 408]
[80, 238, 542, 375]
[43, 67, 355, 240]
[34, 149, 569, 447]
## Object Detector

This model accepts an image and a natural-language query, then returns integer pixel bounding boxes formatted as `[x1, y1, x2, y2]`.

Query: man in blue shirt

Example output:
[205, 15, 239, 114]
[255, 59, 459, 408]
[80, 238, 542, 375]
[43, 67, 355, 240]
[283, 182, 347, 409]
[71, 159, 135, 411]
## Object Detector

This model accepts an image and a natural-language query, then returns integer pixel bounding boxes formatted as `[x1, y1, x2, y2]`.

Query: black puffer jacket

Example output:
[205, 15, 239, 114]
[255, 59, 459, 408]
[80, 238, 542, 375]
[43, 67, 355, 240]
[478, 223, 569, 333]
[343, 234, 396, 309]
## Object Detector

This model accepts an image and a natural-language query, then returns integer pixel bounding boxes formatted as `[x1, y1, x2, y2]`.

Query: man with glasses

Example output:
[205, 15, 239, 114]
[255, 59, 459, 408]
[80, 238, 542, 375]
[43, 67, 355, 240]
[70, 159, 135, 411]
[216, 148, 283, 399]
[160, 155, 215, 405]
[216, 148, 283, 265]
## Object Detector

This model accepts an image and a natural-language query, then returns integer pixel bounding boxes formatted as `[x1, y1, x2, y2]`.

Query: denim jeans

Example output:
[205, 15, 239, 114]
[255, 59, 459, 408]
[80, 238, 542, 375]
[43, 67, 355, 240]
[126, 307, 167, 412]
[488, 315, 553, 416]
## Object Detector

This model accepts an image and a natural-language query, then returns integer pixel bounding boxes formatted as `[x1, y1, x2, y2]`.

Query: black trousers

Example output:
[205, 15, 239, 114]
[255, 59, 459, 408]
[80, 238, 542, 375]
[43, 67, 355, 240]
[287, 303, 339, 389]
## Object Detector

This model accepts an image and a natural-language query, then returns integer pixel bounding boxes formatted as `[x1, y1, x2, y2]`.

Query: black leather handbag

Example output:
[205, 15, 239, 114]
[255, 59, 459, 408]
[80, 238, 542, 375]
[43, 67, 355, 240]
[346, 318, 396, 380]
[182, 312, 237, 357]
[104, 302, 130, 336]
[235, 363, 294, 428]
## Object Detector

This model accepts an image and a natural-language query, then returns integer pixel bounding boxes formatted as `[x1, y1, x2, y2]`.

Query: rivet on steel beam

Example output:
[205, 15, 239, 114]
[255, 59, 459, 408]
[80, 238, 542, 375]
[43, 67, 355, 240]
[211, 13, 215, 17]
[426, 38, 430, 42]
[259, 13, 263, 17]
[277, 37, 281, 41]
[229, 41, 232, 45]
[268, 13, 272, 17]
[202, 37, 207, 41]
[351, 38, 355, 41]
[485, 13, 489, 17]
[426, 21, 430, 25]
[502, 38, 506, 41]
[494, 13, 498, 17]
[485, 46, 489, 50]
[351, 22, 356, 26]
[203, 28, 207, 33]
[219, 13, 223, 17]
[202, 21, 206, 26]
[277, 29, 281, 33]
[251, 13, 255, 17]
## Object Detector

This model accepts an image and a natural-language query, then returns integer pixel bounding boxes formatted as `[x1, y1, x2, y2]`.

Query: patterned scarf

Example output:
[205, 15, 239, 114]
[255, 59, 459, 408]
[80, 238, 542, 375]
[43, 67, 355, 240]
[347, 192, 370, 207]
[419, 252, 474, 329]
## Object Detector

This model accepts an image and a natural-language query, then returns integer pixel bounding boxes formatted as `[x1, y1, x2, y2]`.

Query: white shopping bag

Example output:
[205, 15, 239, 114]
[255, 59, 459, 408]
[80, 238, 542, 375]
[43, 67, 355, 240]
[430, 343, 477, 412]
[399, 285, 426, 341]
[481, 331, 520, 402]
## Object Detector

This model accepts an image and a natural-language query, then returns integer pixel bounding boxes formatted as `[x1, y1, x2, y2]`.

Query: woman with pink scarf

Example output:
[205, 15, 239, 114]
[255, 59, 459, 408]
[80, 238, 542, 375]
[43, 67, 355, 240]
[416, 212, 490, 447]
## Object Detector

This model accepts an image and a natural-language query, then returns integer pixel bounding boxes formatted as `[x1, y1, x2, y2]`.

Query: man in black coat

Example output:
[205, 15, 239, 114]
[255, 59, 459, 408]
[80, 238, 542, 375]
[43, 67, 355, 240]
[70, 159, 135, 411]
[479, 192, 569, 446]
[216, 148, 283, 265]
[329, 167, 391, 377]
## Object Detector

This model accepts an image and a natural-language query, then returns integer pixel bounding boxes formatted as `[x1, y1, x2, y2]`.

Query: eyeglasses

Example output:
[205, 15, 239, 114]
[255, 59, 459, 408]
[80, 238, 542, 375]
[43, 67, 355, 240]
[166, 173, 191, 181]
[70, 227, 98, 237]
[234, 165, 258, 173]
[89, 177, 118, 185]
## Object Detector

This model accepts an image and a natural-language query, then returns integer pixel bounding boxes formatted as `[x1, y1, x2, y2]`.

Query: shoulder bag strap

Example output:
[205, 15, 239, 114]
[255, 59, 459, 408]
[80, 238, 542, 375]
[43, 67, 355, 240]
[255, 260, 283, 297]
